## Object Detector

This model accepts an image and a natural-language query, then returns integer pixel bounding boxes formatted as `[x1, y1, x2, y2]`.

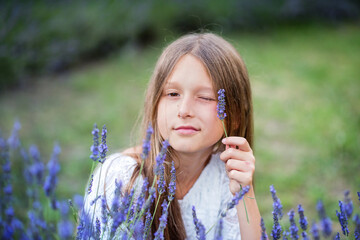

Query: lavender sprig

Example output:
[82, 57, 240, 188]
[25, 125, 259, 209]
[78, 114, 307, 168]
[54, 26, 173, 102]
[214, 218, 223, 240]
[154, 200, 169, 240]
[192, 206, 206, 240]
[344, 190, 353, 218]
[225, 185, 250, 212]
[90, 124, 100, 162]
[288, 209, 299, 240]
[99, 125, 108, 163]
[217, 89, 228, 138]
[310, 222, 320, 240]
[168, 161, 176, 202]
[260, 217, 268, 240]
[316, 200, 332, 237]
[298, 204, 308, 231]
[217, 89, 227, 121]
[154, 140, 170, 176]
[336, 200, 349, 236]
[271, 211, 282, 240]
[270, 185, 283, 219]
[142, 124, 153, 160]
[43, 143, 61, 210]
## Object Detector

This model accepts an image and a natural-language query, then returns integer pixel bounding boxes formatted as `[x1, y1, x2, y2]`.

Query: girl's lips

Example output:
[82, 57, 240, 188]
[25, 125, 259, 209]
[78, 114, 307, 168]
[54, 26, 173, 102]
[174, 126, 199, 135]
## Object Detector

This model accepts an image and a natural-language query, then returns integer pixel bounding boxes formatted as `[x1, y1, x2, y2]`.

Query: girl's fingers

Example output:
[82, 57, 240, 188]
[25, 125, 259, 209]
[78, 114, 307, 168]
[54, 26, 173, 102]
[222, 137, 252, 152]
[220, 148, 255, 164]
[228, 170, 253, 189]
[225, 159, 255, 173]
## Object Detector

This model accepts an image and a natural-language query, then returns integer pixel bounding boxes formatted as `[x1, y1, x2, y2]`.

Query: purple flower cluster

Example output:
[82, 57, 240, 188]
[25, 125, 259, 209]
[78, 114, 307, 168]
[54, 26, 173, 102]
[168, 161, 176, 202]
[260, 217, 268, 240]
[90, 124, 100, 162]
[225, 185, 250, 212]
[192, 206, 206, 240]
[99, 125, 108, 163]
[316, 200, 332, 237]
[142, 124, 153, 160]
[270, 185, 283, 219]
[216, 89, 227, 120]
[298, 204, 308, 231]
[336, 200, 349, 236]
[288, 209, 299, 240]
[3, 121, 360, 240]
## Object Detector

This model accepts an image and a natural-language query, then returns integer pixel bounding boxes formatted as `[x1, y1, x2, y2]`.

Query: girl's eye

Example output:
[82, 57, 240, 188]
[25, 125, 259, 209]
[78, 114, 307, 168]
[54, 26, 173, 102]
[200, 97, 215, 101]
[167, 92, 179, 97]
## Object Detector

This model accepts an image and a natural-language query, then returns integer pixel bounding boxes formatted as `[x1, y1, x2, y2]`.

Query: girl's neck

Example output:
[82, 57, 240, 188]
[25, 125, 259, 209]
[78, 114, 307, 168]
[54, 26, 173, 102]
[175, 149, 212, 199]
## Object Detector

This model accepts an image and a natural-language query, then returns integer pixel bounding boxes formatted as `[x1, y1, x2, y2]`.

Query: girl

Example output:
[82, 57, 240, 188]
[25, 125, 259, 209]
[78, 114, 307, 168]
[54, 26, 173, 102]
[85, 33, 261, 239]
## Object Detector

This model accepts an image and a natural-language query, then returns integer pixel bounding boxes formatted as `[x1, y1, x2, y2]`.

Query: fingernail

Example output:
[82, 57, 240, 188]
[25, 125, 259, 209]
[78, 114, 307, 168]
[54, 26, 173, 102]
[222, 138, 226, 144]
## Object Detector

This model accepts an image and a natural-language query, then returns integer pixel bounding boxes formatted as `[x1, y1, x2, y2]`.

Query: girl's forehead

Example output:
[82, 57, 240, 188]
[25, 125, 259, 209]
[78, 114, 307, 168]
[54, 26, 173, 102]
[163, 54, 216, 92]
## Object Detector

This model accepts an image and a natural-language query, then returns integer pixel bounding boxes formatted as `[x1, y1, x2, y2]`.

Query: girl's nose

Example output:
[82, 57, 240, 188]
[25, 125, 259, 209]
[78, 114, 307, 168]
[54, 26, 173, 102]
[177, 96, 193, 118]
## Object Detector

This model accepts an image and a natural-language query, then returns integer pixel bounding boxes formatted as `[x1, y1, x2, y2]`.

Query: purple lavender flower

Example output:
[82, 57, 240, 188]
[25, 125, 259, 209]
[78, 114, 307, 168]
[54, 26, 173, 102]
[154, 199, 169, 240]
[111, 179, 123, 212]
[58, 201, 74, 240]
[135, 178, 148, 213]
[298, 204, 308, 231]
[99, 125, 108, 163]
[192, 206, 206, 240]
[271, 211, 282, 240]
[43, 143, 61, 209]
[76, 211, 92, 240]
[7, 120, 21, 149]
[90, 195, 101, 206]
[87, 174, 94, 194]
[225, 185, 250, 212]
[143, 209, 152, 238]
[260, 217, 268, 240]
[214, 218, 223, 240]
[288, 209, 299, 240]
[141, 124, 153, 160]
[316, 200, 332, 237]
[282, 231, 289, 240]
[358, 192, 360, 202]
[310, 222, 320, 240]
[154, 140, 170, 176]
[301, 231, 309, 240]
[334, 232, 340, 240]
[270, 185, 283, 219]
[217, 89, 227, 120]
[343, 190, 353, 218]
[95, 218, 101, 240]
[90, 124, 100, 162]
[336, 200, 349, 236]
[354, 214, 360, 239]
[168, 161, 176, 202]
[157, 164, 166, 195]
[29, 145, 44, 185]
[101, 196, 108, 233]
[111, 189, 132, 236]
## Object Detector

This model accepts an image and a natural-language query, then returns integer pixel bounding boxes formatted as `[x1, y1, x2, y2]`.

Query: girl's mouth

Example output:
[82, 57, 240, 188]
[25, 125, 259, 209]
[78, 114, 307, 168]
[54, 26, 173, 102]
[174, 126, 199, 135]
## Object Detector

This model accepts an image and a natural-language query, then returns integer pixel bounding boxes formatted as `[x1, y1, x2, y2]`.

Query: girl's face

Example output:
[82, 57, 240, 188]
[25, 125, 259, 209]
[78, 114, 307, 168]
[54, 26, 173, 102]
[157, 54, 224, 155]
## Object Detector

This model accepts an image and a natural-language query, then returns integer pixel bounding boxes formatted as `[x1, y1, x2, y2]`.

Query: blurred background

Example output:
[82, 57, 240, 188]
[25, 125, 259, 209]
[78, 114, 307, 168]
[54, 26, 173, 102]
[1, 0, 359, 230]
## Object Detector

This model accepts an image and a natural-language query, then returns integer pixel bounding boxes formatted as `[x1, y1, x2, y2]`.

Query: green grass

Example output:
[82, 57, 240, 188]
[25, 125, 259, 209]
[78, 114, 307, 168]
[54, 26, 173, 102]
[1, 23, 359, 232]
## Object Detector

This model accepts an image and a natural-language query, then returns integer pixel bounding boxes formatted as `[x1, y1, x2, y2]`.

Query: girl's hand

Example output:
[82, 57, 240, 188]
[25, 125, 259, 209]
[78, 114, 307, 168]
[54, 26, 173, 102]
[219, 137, 255, 195]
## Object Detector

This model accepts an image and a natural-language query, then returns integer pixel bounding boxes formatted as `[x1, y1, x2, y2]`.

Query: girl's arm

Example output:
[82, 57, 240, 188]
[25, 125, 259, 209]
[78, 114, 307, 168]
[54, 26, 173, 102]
[220, 137, 261, 239]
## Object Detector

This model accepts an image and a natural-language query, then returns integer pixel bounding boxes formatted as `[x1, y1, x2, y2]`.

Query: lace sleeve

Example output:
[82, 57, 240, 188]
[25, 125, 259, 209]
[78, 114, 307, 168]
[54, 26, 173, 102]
[83, 153, 139, 238]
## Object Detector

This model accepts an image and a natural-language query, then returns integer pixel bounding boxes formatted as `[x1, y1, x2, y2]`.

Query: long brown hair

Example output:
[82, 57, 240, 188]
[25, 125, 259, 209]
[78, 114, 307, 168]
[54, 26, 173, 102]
[128, 32, 253, 239]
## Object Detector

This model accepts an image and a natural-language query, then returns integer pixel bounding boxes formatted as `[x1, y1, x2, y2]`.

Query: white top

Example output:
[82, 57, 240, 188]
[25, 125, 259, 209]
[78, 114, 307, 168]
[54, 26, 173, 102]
[84, 153, 241, 240]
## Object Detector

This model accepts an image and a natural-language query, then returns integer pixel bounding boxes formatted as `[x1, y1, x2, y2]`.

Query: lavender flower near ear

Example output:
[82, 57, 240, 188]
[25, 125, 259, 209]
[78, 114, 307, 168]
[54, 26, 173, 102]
[217, 89, 228, 137]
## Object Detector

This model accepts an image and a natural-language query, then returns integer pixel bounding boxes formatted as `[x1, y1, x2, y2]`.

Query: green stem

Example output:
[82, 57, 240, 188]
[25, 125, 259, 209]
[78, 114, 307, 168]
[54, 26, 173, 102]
[221, 120, 228, 138]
